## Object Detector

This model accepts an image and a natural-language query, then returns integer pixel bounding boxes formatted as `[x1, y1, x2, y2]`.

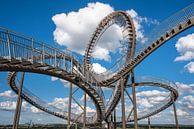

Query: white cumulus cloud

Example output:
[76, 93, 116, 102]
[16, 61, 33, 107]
[52, 2, 114, 55]
[93, 47, 111, 61]
[175, 33, 194, 74]
[0, 101, 27, 111]
[136, 90, 168, 97]
[175, 51, 194, 61]
[80, 94, 91, 101]
[181, 95, 194, 110]
[48, 97, 69, 110]
[184, 62, 194, 73]
[51, 77, 77, 88]
[170, 109, 189, 116]
[137, 98, 153, 108]
[0, 90, 17, 98]
[175, 33, 194, 62]
[92, 63, 107, 74]
[127, 9, 147, 43]
[52, 2, 158, 62]
[30, 106, 43, 113]
[51, 77, 59, 81]
[0, 101, 16, 110]
[176, 82, 194, 94]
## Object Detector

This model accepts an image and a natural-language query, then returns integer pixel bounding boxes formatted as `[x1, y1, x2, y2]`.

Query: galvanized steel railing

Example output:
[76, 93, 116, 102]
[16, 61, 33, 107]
[126, 76, 178, 121]
[0, 27, 105, 124]
[135, 3, 194, 56]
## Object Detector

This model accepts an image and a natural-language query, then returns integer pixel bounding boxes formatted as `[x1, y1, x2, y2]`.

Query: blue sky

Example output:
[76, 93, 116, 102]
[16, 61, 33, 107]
[0, 0, 194, 125]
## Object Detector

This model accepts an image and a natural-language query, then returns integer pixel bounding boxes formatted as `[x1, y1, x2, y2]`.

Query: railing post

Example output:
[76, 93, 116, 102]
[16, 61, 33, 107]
[63, 55, 66, 70]
[67, 82, 73, 129]
[42, 44, 45, 64]
[31, 38, 34, 63]
[86, 71, 89, 83]
[54, 49, 57, 67]
[6, 30, 11, 60]
[71, 57, 73, 73]
[131, 70, 138, 129]
[13, 72, 25, 129]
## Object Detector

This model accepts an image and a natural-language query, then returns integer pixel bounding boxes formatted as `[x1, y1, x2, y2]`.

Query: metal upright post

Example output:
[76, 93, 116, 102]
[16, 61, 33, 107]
[6, 31, 11, 60]
[42, 44, 45, 63]
[70, 57, 73, 73]
[31, 38, 34, 63]
[67, 82, 73, 129]
[107, 122, 110, 129]
[148, 117, 151, 129]
[54, 49, 57, 67]
[173, 95, 179, 129]
[131, 70, 138, 129]
[75, 123, 78, 129]
[121, 77, 126, 129]
[83, 92, 87, 129]
[13, 72, 25, 129]
[114, 109, 116, 129]
[127, 107, 134, 122]
[111, 114, 114, 129]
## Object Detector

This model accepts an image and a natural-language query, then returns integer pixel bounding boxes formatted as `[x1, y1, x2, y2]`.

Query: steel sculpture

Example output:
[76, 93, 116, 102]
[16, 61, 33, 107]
[0, 3, 194, 129]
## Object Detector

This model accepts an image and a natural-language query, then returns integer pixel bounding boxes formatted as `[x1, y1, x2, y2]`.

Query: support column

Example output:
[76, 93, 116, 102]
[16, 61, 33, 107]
[75, 123, 78, 129]
[114, 109, 116, 129]
[67, 82, 73, 129]
[121, 77, 126, 129]
[13, 72, 25, 129]
[148, 117, 151, 129]
[127, 107, 134, 121]
[111, 114, 113, 129]
[83, 92, 87, 129]
[173, 97, 179, 129]
[107, 122, 110, 129]
[131, 71, 138, 129]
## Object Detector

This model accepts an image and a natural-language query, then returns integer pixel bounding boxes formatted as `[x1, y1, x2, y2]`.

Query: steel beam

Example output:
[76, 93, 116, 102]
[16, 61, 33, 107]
[83, 92, 87, 129]
[125, 89, 134, 122]
[75, 123, 78, 129]
[127, 107, 134, 122]
[72, 97, 84, 111]
[173, 96, 179, 129]
[107, 122, 110, 129]
[67, 82, 73, 129]
[148, 117, 151, 129]
[121, 77, 126, 129]
[131, 70, 138, 129]
[111, 114, 113, 129]
[114, 109, 116, 129]
[125, 89, 133, 102]
[72, 87, 80, 95]
[13, 72, 25, 129]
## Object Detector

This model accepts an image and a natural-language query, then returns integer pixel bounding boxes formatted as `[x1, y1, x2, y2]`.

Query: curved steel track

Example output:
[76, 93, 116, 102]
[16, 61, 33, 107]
[99, 14, 194, 86]
[0, 26, 105, 124]
[84, 11, 136, 82]
[0, 3, 194, 127]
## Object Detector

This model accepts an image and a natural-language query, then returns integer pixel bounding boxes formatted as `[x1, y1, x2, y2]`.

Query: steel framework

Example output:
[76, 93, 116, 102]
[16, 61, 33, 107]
[0, 3, 194, 129]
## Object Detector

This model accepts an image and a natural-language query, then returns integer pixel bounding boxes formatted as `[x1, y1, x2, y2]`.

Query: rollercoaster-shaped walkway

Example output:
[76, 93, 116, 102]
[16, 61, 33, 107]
[0, 2, 193, 127]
